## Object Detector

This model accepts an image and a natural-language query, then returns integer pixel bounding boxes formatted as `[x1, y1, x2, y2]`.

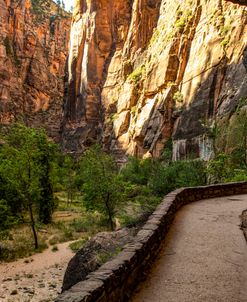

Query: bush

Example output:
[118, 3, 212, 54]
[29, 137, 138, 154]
[69, 239, 87, 252]
[128, 65, 145, 82]
[149, 160, 207, 196]
[120, 157, 155, 186]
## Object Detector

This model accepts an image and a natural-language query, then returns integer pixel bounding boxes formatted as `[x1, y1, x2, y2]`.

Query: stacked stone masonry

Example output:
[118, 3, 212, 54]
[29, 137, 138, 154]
[56, 182, 247, 302]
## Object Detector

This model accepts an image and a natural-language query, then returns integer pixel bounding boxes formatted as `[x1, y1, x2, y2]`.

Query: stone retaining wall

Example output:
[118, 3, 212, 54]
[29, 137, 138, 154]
[56, 182, 247, 302]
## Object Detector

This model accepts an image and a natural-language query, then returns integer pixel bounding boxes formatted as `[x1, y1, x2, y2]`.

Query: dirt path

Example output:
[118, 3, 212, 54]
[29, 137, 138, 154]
[0, 241, 74, 302]
[131, 195, 247, 302]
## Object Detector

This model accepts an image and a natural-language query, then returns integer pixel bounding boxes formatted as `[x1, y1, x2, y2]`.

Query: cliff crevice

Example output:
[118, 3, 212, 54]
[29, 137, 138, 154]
[62, 0, 247, 160]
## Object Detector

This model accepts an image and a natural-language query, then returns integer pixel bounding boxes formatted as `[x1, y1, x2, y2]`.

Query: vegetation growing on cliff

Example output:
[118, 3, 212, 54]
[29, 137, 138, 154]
[31, 0, 70, 23]
[128, 65, 146, 83]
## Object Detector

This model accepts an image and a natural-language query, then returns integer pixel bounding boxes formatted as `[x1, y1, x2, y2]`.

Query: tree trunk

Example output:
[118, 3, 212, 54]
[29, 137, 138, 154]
[105, 193, 114, 231]
[28, 203, 38, 249]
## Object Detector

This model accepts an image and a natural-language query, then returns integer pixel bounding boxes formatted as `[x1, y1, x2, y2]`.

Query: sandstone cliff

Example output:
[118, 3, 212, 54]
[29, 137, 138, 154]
[0, 0, 71, 141]
[62, 0, 247, 160]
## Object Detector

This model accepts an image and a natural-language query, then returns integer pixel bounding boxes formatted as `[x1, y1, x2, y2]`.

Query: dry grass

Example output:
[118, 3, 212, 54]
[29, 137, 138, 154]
[0, 191, 160, 262]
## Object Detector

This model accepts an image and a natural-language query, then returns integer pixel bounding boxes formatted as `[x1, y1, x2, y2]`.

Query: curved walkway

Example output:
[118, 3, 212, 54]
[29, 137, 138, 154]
[131, 195, 247, 302]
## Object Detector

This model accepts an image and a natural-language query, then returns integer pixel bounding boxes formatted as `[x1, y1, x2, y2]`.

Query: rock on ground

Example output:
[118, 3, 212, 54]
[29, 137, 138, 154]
[62, 228, 137, 291]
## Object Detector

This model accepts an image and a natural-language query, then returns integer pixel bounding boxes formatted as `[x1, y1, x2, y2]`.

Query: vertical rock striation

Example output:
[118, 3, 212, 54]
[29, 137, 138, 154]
[0, 0, 71, 141]
[62, 0, 247, 159]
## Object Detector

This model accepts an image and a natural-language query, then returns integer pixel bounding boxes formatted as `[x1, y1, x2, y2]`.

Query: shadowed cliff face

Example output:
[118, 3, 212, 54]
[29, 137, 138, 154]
[62, 0, 247, 159]
[0, 0, 71, 141]
[62, 0, 162, 154]
[225, 0, 247, 5]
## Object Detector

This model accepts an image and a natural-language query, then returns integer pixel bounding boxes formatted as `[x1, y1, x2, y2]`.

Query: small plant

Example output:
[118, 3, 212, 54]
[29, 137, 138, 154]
[128, 65, 145, 83]
[175, 17, 187, 29]
[49, 15, 58, 35]
[236, 97, 247, 112]
[97, 247, 122, 265]
[174, 9, 192, 30]
[131, 105, 138, 115]
[52, 245, 58, 252]
[111, 113, 119, 121]
[173, 91, 184, 103]
[220, 25, 231, 36]
[10, 289, 18, 295]
[220, 37, 229, 47]
[69, 239, 87, 252]
[219, 22, 231, 49]
[48, 235, 60, 245]
[3, 37, 12, 57]
[167, 81, 176, 87]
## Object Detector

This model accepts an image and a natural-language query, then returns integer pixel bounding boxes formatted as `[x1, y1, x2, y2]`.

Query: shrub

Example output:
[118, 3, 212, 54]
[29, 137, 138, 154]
[128, 65, 145, 82]
[69, 239, 87, 252]
[173, 91, 184, 103]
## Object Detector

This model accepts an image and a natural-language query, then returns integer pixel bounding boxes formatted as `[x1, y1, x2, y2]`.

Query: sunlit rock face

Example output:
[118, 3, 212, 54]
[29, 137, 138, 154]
[63, 0, 247, 160]
[0, 0, 71, 141]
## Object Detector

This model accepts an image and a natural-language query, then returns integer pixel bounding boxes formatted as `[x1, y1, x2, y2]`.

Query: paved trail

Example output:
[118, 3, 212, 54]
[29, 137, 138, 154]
[131, 195, 247, 302]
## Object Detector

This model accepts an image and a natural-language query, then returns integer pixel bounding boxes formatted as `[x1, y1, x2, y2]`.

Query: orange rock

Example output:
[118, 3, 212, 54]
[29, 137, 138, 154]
[0, 0, 71, 142]
[62, 0, 247, 160]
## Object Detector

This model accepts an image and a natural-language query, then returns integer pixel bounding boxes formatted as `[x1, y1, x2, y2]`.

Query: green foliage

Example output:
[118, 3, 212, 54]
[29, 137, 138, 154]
[128, 65, 146, 83]
[78, 145, 123, 230]
[220, 37, 229, 47]
[31, 0, 45, 15]
[207, 105, 247, 183]
[54, 154, 78, 203]
[49, 14, 58, 35]
[69, 239, 87, 252]
[97, 247, 122, 265]
[31, 0, 69, 23]
[120, 156, 206, 197]
[149, 160, 207, 196]
[161, 139, 173, 164]
[120, 157, 155, 186]
[226, 109, 247, 168]
[207, 153, 230, 183]
[220, 25, 231, 36]
[236, 97, 247, 112]
[3, 37, 12, 57]
[3, 37, 21, 67]
[173, 91, 184, 103]
[175, 9, 192, 30]
[51, 245, 58, 252]
[0, 200, 17, 240]
[0, 124, 57, 247]
[219, 23, 231, 49]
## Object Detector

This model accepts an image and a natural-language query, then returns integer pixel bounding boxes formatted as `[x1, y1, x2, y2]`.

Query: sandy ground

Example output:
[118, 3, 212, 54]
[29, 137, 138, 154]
[0, 241, 74, 302]
[131, 195, 247, 302]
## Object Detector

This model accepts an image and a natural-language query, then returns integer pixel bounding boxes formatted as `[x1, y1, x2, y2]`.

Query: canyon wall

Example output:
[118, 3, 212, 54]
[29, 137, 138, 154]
[62, 0, 247, 160]
[0, 0, 71, 141]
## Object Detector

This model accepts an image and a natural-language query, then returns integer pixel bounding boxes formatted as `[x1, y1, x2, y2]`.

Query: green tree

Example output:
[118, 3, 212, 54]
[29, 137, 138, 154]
[59, 154, 78, 205]
[35, 133, 57, 224]
[149, 159, 206, 196]
[0, 124, 57, 248]
[226, 109, 247, 168]
[78, 145, 123, 230]
[120, 156, 155, 185]
[207, 153, 230, 183]
[0, 199, 16, 236]
[61, 0, 65, 10]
